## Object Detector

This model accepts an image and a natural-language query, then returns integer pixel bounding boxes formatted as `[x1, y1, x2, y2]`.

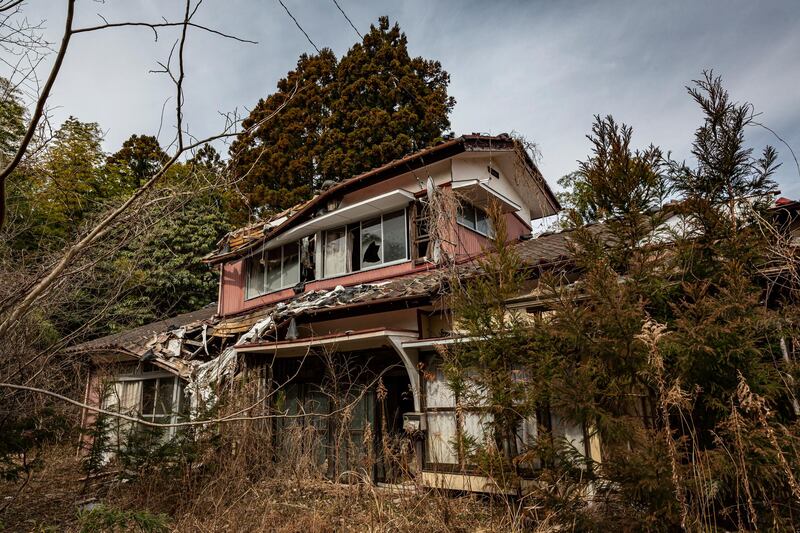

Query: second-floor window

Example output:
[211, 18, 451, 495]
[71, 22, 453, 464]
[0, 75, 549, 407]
[457, 202, 494, 238]
[246, 242, 300, 299]
[323, 209, 408, 277]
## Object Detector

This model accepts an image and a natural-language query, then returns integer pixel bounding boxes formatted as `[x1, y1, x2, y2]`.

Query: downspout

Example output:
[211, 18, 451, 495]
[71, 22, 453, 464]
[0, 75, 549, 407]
[216, 264, 223, 316]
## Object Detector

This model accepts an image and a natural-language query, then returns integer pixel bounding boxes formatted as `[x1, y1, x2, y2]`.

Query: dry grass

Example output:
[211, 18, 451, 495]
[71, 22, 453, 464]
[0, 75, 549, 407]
[0, 443, 87, 532]
[0, 443, 518, 532]
[167, 477, 496, 532]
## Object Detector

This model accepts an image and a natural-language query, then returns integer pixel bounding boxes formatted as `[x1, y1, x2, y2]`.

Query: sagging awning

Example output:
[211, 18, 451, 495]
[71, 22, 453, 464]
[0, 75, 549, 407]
[264, 189, 416, 250]
[451, 179, 521, 213]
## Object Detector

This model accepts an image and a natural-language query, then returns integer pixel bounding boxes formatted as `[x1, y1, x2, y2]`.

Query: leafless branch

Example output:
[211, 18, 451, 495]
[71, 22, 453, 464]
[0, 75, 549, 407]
[0, 0, 74, 229]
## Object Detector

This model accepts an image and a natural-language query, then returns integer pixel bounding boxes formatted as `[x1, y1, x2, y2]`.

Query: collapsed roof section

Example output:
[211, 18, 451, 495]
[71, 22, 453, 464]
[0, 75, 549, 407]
[71, 228, 578, 370]
[204, 134, 560, 265]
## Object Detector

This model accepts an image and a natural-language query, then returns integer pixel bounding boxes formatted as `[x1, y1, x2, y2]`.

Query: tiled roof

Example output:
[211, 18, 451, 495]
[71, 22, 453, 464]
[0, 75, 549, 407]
[204, 134, 559, 264]
[68, 305, 217, 354]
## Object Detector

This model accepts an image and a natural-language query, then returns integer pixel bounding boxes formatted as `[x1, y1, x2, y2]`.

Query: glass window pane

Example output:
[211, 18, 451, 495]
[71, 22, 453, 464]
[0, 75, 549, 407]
[155, 378, 174, 415]
[176, 381, 186, 415]
[347, 224, 360, 272]
[142, 379, 157, 415]
[300, 235, 316, 282]
[457, 203, 477, 230]
[282, 242, 300, 287]
[324, 227, 347, 276]
[382, 210, 406, 262]
[265, 248, 282, 291]
[246, 253, 265, 299]
[426, 412, 458, 464]
[476, 208, 492, 236]
[361, 217, 382, 268]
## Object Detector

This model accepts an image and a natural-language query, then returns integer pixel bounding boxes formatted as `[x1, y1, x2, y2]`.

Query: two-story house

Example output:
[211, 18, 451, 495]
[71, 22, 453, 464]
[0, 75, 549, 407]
[74, 133, 601, 491]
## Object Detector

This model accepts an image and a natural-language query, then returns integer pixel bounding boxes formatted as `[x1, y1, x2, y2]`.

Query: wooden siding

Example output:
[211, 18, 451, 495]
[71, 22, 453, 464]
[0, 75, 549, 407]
[220, 259, 419, 317]
[220, 260, 245, 316]
[453, 212, 531, 258]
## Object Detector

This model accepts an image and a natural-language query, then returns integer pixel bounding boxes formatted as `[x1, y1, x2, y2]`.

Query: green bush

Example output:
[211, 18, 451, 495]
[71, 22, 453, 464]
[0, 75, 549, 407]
[77, 504, 169, 533]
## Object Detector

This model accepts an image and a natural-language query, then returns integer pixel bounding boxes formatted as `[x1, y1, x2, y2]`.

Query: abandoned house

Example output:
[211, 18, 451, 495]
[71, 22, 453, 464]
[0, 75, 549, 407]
[72, 133, 617, 491]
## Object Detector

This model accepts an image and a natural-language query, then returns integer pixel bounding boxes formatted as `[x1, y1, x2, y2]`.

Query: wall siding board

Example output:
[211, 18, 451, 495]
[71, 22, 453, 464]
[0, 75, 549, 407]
[221, 260, 417, 316]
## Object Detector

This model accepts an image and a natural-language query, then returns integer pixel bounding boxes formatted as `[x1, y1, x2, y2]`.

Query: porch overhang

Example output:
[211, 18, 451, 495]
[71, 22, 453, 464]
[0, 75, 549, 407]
[234, 327, 419, 356]
[451, 179, 522, 213]
[235, 327, 422, 411]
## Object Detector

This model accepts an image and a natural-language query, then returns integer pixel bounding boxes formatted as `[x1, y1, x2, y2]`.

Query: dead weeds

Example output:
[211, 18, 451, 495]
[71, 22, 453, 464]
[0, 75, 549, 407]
[0, 444, 514, 532]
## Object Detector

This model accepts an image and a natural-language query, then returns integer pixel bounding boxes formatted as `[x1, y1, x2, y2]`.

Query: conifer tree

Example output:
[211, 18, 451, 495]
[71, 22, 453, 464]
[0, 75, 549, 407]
[229, 17, 454, 221]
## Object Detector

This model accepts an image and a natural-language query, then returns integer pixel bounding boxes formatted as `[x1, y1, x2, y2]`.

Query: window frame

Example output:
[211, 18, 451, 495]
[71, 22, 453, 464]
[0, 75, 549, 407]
[245, 242, 302, 300]
[456, 202, 495, 238]
[102, 372, 186, 441]
[322, 208, 409, 278]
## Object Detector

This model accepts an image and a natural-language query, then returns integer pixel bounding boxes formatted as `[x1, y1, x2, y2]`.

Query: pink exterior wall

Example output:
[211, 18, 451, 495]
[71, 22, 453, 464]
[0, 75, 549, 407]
[507, 212, 532, 238]
[220, 260, 246, 316]
[221, 259, 420, 317]
[452, 212, 531, 258]
[219, 209, 533, 317]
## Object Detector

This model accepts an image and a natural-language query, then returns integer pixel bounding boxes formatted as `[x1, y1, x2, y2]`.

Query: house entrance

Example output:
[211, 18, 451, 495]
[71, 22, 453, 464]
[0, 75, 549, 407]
[269, 349, 414, 482]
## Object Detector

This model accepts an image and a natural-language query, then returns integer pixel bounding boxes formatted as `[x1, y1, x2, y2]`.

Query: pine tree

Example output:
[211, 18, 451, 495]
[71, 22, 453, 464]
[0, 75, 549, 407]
[228, 50, 337, 218]
[318, 17, 455, 183]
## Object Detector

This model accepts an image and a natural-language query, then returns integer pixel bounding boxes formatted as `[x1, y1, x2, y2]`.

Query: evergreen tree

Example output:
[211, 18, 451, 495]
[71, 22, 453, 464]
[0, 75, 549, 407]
[526, 75, 796, 530]
[22, 117, 109, 246]
[229, 16, 454, 221]
[229, 49, 336, 218]
[106, 134, 169, 192]
[318, 17, 455, 183]
[0, 78, 26, 164]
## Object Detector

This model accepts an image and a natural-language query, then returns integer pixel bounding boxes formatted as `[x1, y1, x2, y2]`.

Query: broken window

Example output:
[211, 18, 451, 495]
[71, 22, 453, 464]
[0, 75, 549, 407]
[322, 209, 408, 277]
[300, 234, 316, 283]
[246, 242, 302, 298]
[101, 373, 186, 450]
[457, 202, 494, 238]
[360, 217, 382, 268]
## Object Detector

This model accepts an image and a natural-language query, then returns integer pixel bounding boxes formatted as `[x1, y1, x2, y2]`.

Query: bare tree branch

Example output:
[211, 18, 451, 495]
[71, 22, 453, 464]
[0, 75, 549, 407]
[0, 0, 74, 229]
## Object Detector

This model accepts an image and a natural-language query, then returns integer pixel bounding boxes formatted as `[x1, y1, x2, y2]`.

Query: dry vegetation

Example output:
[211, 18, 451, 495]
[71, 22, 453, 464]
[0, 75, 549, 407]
[0, 410, 523, 533]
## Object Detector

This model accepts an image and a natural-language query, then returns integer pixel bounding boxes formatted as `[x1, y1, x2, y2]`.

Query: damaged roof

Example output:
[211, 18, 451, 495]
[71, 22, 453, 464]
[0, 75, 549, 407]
[69, 304, 217, 355]
[204, 134, 559, 265]
[68, 228, 578, 363]
[212, 268, 448, 336]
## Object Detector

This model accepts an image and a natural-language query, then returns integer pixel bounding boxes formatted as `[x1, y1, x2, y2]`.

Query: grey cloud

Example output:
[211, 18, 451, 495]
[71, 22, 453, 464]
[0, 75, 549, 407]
[8, 0, 800, 197]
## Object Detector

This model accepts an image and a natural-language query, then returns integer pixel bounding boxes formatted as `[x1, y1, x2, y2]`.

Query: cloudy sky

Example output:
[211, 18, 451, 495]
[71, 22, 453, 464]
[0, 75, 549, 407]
[10, 0, 800, 199]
